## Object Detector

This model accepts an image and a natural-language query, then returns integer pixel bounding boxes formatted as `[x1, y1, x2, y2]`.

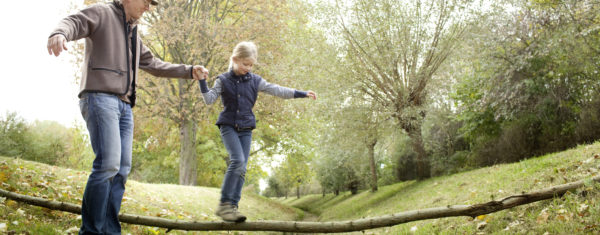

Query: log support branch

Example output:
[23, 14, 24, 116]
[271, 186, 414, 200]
[0, 175, 598, 233]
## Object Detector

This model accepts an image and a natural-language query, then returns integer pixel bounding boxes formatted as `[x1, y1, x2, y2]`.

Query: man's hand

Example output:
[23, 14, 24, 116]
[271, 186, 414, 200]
[193, 65, 209, 81]
[47, 34, 67, 57]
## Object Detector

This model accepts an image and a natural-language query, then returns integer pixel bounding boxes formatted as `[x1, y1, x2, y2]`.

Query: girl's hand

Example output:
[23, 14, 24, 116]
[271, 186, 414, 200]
[306, 91, 317, 100]
[193, 65, 209, 81]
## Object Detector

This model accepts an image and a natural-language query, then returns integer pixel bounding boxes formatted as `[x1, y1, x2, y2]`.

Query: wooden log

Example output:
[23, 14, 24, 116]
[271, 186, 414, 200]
[0, 175, 598, 233]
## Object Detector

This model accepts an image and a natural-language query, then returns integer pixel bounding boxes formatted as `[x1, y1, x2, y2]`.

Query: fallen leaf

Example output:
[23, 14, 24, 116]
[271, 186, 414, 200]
[557, 213, 573, 221]
[148, 228, 160, 235]
[65, 226, 79, 234]
[578, 204, 590, 215]
[584, 224, 597, 231]
[537, 208, 550, 224]
[16, 209, 25, 216]
[42, 207, 53, 214]
[6, 200, 17, 208]
[504, 220, 521, 231]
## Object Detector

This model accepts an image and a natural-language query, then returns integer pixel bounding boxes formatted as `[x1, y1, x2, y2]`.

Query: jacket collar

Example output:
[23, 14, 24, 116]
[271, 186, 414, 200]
[228, 70, 252, 82]
[112, 1, 140, 26]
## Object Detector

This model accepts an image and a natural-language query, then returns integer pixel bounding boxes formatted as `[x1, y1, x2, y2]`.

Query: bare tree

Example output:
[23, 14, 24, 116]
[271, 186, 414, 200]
[335, 0, 470, 179]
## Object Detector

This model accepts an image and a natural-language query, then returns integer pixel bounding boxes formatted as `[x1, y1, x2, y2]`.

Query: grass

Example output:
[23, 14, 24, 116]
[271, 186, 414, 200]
[1, 141, 600, 234]
[0, 157, 299, 235]
[278, 142, 600, 234]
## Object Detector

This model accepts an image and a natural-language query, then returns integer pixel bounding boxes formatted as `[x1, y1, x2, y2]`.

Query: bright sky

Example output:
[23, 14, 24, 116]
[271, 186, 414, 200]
[0, 0, 84, 127]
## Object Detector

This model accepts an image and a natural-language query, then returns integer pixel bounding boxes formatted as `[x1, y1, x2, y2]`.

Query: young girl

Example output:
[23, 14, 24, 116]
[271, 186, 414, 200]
[197, 41, 316, 222]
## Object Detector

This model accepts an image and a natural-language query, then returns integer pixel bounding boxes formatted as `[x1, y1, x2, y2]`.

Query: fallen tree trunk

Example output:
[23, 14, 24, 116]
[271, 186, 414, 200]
[0, 175, 598, 233]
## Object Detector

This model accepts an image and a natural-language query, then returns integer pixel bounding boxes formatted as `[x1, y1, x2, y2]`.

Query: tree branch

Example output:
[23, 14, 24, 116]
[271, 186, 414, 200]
[1, 176, 597, 233]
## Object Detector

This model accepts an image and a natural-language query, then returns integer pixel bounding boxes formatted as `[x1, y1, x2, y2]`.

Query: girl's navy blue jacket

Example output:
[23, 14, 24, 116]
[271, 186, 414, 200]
[199, 70, 307, 130]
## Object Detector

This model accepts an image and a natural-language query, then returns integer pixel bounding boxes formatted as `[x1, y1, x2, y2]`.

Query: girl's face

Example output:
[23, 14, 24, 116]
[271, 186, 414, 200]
[232, 57, 256, 76]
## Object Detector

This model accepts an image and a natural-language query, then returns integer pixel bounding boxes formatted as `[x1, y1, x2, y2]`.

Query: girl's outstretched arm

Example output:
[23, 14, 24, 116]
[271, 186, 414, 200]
[198, 78, 222, 104]
[258, 76, 314, 99]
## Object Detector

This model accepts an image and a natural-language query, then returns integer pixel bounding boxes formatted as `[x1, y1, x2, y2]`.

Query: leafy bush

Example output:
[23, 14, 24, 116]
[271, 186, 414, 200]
[0, 112, 29, 157]
[0, 112, 94, 171]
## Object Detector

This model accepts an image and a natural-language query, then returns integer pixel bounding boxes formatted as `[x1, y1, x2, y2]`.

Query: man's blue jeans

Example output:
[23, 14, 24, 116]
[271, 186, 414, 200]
[219, 125, 252, 206]
[78, 93, 133, 235]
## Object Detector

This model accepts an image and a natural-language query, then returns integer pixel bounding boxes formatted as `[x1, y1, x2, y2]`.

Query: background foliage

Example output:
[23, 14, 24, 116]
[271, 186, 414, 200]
[3, 0, 600, 198]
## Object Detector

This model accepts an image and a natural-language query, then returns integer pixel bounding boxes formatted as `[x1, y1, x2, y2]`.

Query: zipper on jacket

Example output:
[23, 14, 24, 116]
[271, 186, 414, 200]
[91, 67, 124, 75]
[119, 3, 131, 96]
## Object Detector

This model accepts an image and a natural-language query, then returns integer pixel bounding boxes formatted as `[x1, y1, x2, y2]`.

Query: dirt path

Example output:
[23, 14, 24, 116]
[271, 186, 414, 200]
[301, 210, 319, 222]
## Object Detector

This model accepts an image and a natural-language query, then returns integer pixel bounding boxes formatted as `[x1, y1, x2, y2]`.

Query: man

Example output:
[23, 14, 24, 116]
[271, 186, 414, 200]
[47, 0, 207, 234]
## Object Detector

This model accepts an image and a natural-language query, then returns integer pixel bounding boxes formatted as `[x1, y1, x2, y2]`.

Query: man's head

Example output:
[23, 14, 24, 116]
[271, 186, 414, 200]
[122, 0, 157, 21]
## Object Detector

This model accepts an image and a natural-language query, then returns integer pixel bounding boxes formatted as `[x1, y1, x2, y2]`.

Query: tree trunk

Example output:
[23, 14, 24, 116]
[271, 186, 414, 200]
[349, 181, 358, 195]
[367, 140, 378, 192]
[179, 119, 197, 185]
[296, 186, 300, 199]
[407, 126, 430, 180]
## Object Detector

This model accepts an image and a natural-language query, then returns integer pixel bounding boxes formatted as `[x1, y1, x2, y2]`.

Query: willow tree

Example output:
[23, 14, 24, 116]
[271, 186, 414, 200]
[333, 0, 471, 179]
[137, 0, 290, 185]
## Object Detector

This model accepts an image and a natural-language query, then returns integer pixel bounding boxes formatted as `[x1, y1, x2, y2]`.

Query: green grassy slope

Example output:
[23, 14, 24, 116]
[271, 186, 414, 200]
[1, 141, 600, 234]
[279, 142, 600, 234]
[0, 157, 300, 234]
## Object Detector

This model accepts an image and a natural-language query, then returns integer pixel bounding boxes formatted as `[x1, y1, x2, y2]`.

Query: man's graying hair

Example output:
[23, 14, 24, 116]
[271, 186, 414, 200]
[229, 42, 258, 70]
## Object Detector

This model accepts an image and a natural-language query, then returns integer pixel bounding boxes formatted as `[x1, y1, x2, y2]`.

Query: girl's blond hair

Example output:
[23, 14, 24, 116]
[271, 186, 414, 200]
[229, 41, 258, 70]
